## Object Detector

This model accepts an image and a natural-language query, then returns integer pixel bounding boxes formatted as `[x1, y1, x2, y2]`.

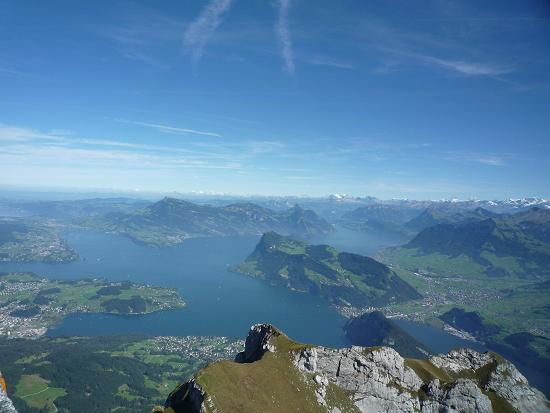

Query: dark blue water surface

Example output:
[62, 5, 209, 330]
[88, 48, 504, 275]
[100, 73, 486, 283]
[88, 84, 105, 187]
[1, 229, 547, 395]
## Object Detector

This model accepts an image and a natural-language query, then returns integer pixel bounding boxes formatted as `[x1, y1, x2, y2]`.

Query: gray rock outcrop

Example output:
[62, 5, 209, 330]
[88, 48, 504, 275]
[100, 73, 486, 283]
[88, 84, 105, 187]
[291, 327, 550, 413]
[0, 387, 18, 413]
[159, 324, 550, 413]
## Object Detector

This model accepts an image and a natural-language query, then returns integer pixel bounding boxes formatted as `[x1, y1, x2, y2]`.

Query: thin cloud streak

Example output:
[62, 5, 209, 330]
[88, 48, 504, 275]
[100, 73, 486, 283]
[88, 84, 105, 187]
[380, 48, 513, 77]
[275, 0, 295, 74]
[114, 119, 222, 137]
[305, 56, 355, 70]
[442, 151, 506, 167]
[0, 125, 66, 143]
[420, 55, 513, 76]
[183, 0, 234, 65]
[0, 124, 294, 172]
[474, 156, 505, 166]
[0, 144, 242, 171]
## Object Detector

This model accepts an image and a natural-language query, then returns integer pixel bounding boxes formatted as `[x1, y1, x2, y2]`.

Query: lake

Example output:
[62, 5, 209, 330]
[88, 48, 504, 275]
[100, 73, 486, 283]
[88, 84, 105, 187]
[0, 228, 464, 348]
[1, 228, 548, 395]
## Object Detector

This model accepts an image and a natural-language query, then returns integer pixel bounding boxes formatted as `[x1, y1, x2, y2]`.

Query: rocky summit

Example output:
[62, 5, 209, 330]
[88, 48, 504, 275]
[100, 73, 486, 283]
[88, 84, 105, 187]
[155, 324, 550, 413]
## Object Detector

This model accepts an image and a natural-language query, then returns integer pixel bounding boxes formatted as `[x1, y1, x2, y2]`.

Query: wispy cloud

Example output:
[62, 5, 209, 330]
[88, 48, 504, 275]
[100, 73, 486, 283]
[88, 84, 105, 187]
[113, 119, 222, 138]
[97, 11, 184, 68]
[0, 124, 294, 176]
[0, 125, 240, 173]
[0, 125, 66, 143]
[473, 156, 505, 166]
[418, 55, 513, 76]
[304, 56, 355, 70]
[0, 144, 242, 171]
[183, 0, 234, 65]
[275, 0, 295, 74]
[443, 151, 506, 166]
[0, 67, 25, 77]
[380, 48, 513, 77]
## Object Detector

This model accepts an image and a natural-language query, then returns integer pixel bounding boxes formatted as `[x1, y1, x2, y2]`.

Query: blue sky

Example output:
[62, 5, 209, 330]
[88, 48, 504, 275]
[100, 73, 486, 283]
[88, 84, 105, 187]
[1, 0, 549, 199]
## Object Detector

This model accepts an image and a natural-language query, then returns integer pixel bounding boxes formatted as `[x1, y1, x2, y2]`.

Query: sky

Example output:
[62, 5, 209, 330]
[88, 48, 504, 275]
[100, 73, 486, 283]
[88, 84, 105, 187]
[0, 0, 549, 199]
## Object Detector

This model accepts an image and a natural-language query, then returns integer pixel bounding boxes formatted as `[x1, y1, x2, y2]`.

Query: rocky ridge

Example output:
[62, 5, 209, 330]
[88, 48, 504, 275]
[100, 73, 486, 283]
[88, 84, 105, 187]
[0, 386, 17, 413]
[156, 324, 550, 413]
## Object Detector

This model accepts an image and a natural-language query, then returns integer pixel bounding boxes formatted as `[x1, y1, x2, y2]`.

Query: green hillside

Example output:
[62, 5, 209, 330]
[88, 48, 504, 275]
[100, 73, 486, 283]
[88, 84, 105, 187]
[389, 207, 550, 278]
[233, 232, 421, 307]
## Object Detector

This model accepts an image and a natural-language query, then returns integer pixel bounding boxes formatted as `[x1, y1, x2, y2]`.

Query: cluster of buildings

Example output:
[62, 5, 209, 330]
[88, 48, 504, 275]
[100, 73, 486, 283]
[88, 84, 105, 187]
[152, 336, 244, 361]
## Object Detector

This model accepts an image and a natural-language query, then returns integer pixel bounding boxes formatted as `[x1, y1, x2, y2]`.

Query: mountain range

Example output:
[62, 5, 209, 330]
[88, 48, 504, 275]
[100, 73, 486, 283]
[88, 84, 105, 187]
[233, 232, 421, 307]
[404, 207, 499, 232]
[87, 197, 333, 246]
[404, 207, 550, 277]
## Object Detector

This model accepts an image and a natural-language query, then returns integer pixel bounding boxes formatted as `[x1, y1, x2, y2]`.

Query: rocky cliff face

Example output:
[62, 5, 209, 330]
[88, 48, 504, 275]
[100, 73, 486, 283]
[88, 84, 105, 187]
[156, 324, 550, 413]
[0, 388, 18, 413]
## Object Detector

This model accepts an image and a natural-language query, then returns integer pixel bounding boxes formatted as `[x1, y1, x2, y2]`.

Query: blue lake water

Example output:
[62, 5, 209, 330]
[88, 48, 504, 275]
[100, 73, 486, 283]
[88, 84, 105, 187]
[1, 229, 548, 395]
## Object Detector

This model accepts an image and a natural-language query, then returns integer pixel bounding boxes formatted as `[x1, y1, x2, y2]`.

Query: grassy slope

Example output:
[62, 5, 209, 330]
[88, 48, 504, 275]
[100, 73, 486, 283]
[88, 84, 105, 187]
[235, 232, 420, 307]
[167, 330, 518, 413]
[399, 209, 550, 278]
[189, 334, 358, 413]
[14, 374, 66, 412]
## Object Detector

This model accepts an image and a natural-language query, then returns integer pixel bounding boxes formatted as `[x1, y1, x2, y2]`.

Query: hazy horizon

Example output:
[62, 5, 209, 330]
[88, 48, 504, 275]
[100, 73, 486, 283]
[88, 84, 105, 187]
[1, 183, 548, 203]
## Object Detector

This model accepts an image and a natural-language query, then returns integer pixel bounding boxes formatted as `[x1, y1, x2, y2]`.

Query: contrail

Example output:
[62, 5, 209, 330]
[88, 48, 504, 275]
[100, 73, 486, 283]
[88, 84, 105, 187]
[183, 0, 234, 64]
[275, 0, 295, 74]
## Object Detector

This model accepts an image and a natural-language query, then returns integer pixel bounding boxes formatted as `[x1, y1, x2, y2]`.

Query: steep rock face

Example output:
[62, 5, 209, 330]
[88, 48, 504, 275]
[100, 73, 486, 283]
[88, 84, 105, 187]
[234, 323, 280, 363]
[422, 378, 492, 413]
[430, 348, 494, 372]
[158, 324, 550, 413]
[294, 345, 423, 412]
[0, 371, 17, 413]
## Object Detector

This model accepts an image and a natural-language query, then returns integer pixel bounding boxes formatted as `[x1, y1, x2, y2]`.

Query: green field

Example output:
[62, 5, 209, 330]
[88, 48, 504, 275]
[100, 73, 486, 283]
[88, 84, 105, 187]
[15, 374, 67, 412]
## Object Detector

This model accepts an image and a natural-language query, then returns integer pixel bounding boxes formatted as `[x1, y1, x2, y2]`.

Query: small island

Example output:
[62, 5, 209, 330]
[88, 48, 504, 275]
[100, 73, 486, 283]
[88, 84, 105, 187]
[0, 272, 185, 338]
